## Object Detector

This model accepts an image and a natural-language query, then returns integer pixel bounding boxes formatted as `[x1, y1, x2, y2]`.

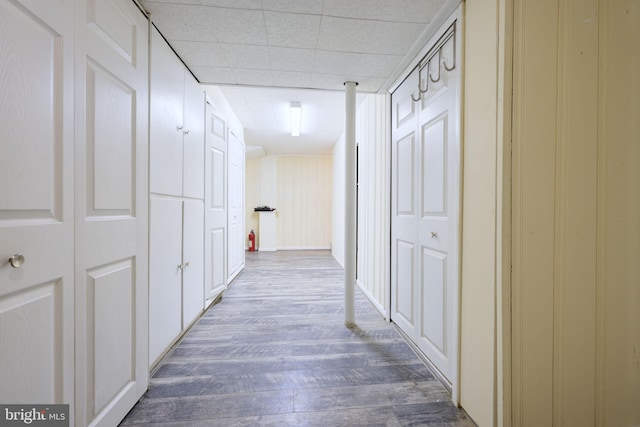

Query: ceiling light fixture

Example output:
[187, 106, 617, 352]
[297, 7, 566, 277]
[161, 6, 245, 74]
[290, 102, 301, 137]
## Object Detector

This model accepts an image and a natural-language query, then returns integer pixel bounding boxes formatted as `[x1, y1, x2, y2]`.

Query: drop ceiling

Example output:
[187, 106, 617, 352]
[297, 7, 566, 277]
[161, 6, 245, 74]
[138, 0, 451, 154]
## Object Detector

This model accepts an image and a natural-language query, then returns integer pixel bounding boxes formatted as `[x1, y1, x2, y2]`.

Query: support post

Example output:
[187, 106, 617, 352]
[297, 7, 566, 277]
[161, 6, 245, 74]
[344, 81, 358, 328]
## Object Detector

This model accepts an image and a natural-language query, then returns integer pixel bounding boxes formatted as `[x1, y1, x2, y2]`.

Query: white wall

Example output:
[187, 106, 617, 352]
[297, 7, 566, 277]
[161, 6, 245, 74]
[332, 134, 345, 267]
[355, 94, 390, 318]
[246, 154, 333, 250]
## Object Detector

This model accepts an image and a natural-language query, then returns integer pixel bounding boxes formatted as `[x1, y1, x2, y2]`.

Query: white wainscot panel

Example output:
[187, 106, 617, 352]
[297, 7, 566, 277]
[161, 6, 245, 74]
[0, 2, 61, 219]
[87, 259, 134, 416]
[396, 133, 415, 215]
[86, 60, 134, 216]
[421, 248, 446, 354]
[0, 281, 62, 403]
[395, 240, 414, 324]
[422, 116, 447, 215]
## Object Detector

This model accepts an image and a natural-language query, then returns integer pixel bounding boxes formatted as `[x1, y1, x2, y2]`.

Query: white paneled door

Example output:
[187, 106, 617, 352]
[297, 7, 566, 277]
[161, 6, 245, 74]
[74, 1, 149, 426]
[228, 131, 245, 282]
[205, 104, 228, 304]
[0, 0, 75, 409]
[391, 20, 461, 393]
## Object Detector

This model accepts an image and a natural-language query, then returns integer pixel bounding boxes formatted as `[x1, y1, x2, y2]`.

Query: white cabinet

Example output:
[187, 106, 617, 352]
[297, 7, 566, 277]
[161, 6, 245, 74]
[149, 197, 204, 365]
[150, 28, 204, 199]
[148, 28, 205, 367]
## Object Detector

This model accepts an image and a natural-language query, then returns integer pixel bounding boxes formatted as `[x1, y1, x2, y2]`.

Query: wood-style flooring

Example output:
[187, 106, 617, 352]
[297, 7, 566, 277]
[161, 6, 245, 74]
[121, 250, 475, 426]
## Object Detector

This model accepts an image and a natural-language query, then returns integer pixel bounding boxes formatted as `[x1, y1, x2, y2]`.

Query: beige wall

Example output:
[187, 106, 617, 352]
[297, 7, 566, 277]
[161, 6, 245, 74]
[245, 154, 333, 250]
[459, 0, 507, 425]
[511, 1, 640, 425]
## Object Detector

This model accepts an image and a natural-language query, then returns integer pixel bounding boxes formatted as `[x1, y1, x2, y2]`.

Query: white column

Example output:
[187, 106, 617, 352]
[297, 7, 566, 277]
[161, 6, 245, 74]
[344, 81, 357, 327]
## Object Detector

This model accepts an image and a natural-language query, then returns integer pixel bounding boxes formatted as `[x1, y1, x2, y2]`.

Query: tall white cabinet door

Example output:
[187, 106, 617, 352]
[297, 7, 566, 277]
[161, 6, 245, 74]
[227, 131, 245, 282]
[148, 198, 183, 365]
[391, 69, 420, 340]
[150, 28, 184, 197]
[73, 1, 149, 425]
[182, 200, 205, 327]
[0, 0, 75, 409]
[182, 74, 205, 199]
[204, 105, 228, 304]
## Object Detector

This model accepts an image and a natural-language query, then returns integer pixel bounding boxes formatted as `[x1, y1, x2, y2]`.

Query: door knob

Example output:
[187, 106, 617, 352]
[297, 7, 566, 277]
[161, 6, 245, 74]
[183, 129, 190, 135]
[430, 232, 438, 239]
[184, 261, 190, 268]
[177, 125, 184, 132]
[8, 254, 25, 268]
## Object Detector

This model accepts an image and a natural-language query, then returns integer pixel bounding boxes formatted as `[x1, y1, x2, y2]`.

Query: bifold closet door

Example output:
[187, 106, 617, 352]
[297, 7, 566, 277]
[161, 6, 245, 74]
[391, 17, 461, 389]
[73, 0, 150, 425]
[0, 0, 75, 408]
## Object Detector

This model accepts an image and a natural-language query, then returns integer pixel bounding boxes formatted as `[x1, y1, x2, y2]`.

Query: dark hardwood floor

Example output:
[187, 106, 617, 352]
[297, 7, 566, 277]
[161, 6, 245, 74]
[121, 250, 475, 426]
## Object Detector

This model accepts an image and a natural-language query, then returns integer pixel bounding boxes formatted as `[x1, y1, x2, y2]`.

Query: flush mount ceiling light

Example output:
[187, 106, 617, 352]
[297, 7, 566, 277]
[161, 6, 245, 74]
[290, 102, 301, 137]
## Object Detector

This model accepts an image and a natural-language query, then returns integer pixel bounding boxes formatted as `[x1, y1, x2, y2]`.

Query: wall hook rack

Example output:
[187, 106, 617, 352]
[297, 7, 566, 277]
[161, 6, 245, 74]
[410, 21, 457, 102]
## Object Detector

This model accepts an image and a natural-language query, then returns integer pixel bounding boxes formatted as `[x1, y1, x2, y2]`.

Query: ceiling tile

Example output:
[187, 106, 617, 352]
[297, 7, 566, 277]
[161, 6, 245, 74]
[317, 16, 375, 53]
[367, 20, 426, 54]
[356, 53, 404, 78]
[322, 0, 385, 20]
[221, 44, 271, 69]
[232, 68, 275, 87]
[170, 40, 228, 67]
[264, 11, 322, 49]
[271, 70, 313, 88]
[262, 0, 324, 15]
[198, 0, 263, 9]
[146, 4, 217, 41]
[207, 7, 267, 45]
[382, 0, 447, 23]
[313, 50, 360, 75]
[269, 47, 316, 72]
[143, 0, 200, 4]
[191, 66, 238, 84]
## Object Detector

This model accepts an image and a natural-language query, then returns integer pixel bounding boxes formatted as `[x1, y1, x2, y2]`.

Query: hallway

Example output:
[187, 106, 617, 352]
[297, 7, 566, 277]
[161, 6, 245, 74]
[121, 251, 474, 426]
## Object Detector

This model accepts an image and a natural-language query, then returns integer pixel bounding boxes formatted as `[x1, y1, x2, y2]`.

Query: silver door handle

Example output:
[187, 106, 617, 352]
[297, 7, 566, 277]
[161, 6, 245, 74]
[431, 232, 438, 239]
[177, 125, 184, 132]
[9, 254, 25, 268]
[184, 261, 190, 268]
[183, 129, 190, 135]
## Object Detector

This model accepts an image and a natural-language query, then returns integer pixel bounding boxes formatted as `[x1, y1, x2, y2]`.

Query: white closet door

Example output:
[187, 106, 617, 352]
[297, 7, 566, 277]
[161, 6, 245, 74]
[149, 198, 183, 365]
[227, 132, 245, 282]
[73, 1, 149, 425]
[150, 28, 184, 197]
[182, 199, 204, 328]
[415, 45, 461, 383]
[182, 74, 205, 199]
[0, 0, 74, 408]
[204, 105, 228, 303]
[391, 69, 420, 340]
[391, 19, 461, 389]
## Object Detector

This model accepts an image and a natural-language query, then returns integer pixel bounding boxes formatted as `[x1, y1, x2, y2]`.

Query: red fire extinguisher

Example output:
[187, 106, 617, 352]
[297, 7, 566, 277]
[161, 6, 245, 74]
[248, 230, 256, 252]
